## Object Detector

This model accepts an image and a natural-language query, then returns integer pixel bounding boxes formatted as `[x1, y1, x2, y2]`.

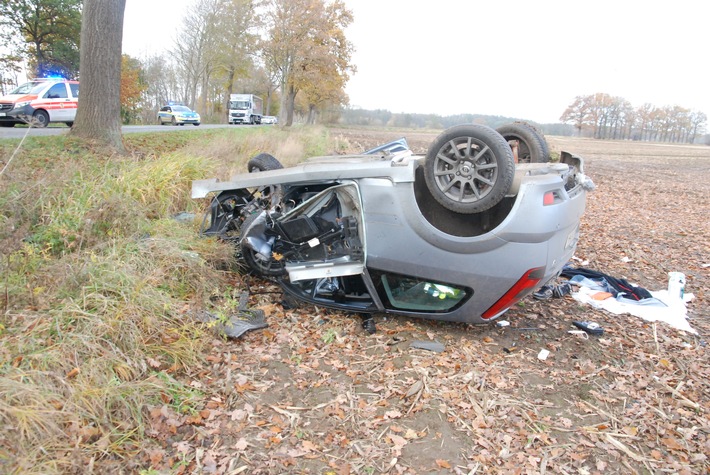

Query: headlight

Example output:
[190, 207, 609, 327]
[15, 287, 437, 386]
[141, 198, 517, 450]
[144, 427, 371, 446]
[14, 101, 31, 108]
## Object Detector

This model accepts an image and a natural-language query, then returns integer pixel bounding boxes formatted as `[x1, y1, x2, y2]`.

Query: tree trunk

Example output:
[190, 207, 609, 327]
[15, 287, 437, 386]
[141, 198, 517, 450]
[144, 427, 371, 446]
[285, 85, 296, 126]
[70, 0, 126, 154]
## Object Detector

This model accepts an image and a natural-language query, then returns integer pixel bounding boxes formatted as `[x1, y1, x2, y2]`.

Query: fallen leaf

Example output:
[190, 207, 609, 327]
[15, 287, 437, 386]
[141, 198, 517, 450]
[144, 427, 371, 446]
[662, 437, 684, 451]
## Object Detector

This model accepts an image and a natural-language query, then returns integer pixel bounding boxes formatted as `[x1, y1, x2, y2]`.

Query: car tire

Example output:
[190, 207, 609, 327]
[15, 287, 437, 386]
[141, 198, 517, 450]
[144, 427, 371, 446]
[516, 121, 550, 162]
[496, 122, 549, 163]
[65, 122, 73, 128]
[203, 189, 251, 238]
[423, 124, 515, 214]
[247, 153, 283, 173]
[239, 212, 286, 277]
[194, 123, 200, 126]
[32, 110, 50, 128]
[171, 117, 177, 126]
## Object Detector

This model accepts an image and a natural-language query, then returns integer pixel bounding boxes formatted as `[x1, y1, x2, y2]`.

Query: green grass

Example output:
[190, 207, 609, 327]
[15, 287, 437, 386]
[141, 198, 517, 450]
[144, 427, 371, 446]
[0, 126, 333, 474]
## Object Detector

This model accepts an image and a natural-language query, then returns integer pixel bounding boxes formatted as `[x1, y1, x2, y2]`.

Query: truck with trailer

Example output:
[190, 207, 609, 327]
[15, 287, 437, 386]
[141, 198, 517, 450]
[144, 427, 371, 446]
[228, 94, 263, 125]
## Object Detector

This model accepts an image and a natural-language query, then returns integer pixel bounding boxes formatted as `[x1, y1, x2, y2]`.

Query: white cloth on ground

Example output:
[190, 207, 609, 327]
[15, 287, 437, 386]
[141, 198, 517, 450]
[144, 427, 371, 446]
[571, 285, 696, 334]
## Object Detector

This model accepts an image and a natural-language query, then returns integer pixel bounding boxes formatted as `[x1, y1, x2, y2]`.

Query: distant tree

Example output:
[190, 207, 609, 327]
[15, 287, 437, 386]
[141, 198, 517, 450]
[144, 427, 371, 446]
[689, 111, 707, 143]
[211, 0, 258, 120]
[138, 55, 178, 122]
[172, 0, 219, 110]
[0, 52, 24, 95]
[70, 0, 126, 153]
[562, 93, 707, 143]
[298, 1, 355, 124]
[560, 95, 591, 136]
[262, 0, 354, 126]
[0, 0, 82, 78]
[120, 55, 147, 124]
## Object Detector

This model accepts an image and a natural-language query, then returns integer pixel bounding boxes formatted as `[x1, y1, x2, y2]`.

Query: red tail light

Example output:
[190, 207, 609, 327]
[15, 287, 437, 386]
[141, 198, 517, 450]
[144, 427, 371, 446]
[481, 267, 546, 319]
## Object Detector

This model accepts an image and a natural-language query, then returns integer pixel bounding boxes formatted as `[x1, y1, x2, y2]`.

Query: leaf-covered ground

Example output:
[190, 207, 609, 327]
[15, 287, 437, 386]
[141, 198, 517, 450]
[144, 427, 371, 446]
[142, 133, 709, 474]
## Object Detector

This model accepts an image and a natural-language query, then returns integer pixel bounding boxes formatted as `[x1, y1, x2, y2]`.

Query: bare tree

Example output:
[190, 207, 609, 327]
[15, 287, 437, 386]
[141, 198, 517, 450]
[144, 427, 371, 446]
[211, 0, 258, 120]
[689, 111, 707, 143]
[562, 93, 707, 144]
[70, 0, 126, 153]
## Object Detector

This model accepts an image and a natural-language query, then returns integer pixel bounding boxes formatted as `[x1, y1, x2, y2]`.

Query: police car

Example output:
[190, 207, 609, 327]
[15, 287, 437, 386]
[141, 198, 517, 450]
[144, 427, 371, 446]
[157, 103, 201, 126]
[0, 78, 79, 128]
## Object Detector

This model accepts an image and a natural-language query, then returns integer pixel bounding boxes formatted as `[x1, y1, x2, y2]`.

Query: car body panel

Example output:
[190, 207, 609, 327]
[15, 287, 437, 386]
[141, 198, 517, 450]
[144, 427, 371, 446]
[193, 136, 592, 325]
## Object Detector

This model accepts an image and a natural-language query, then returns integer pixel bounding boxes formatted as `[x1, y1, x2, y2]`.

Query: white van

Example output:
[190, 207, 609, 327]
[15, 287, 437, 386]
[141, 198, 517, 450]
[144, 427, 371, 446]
[0, 78, 80, 128]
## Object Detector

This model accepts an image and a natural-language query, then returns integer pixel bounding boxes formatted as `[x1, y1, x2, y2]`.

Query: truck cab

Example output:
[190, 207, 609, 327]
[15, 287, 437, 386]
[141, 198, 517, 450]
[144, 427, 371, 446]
[228, 94, 263, 125]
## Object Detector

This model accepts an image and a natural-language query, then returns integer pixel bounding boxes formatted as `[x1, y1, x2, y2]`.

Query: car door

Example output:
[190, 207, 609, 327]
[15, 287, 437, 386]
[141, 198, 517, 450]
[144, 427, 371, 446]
[67, 83, 79, 121]
[42, 83, 72, 122]
[158, 106, 169, 123]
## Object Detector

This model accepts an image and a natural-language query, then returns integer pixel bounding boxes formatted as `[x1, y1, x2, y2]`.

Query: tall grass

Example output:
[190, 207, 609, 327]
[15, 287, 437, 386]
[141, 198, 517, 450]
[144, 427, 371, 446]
[0, 126, 333, 473]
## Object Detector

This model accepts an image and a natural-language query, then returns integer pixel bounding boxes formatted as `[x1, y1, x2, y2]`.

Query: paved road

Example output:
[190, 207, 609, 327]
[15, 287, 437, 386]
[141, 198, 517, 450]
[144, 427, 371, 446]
[0, 123, 256, 140]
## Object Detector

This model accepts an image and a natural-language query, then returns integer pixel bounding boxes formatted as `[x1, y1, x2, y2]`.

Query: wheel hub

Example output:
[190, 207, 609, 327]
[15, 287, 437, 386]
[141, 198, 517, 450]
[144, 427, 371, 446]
[458, 161, 474, 178]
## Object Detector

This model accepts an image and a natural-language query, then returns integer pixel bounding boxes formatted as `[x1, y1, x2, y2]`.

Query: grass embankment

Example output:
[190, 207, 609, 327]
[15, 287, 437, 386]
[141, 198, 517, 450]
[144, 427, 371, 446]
[0, 125, 336, 474]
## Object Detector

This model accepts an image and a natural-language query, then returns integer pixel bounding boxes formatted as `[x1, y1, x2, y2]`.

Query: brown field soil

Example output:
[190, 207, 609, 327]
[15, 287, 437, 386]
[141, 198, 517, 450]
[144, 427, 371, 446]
[145, 130, 709, 474]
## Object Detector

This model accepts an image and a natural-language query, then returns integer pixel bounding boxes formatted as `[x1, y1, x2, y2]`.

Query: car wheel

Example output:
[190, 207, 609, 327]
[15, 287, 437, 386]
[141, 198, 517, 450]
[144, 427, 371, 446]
[203, 190, 251, 239]
[247, 153, 283, 173]
[65, 122, 74, 128]
[194, 123, 200, 126]
[496, 122, 548, 163]
[239, 212, 286, 277]
[32, 110, 50, 128]
[423, 124, 515, 214]
[516, 121, 550, 162]
[171, 117, 177, 126]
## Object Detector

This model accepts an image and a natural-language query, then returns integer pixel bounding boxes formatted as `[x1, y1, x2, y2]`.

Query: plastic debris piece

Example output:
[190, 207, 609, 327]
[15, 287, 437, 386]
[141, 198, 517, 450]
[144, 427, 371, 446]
[222, 313, 267, 338]
[196, 291, 269, 338]
[537, 349, 550, 361]
[496, 320, 510, 328]
[410, 340, 445, 353]
[572, 321, 604, 335]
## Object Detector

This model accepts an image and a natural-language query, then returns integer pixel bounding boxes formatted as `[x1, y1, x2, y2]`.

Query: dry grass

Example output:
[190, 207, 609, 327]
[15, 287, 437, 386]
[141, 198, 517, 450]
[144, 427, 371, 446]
[0, 126, 333, 474]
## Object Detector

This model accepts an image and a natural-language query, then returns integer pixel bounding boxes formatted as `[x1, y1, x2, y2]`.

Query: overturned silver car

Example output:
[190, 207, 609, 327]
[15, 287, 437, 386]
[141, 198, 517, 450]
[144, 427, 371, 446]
[192, 124, 594, 324]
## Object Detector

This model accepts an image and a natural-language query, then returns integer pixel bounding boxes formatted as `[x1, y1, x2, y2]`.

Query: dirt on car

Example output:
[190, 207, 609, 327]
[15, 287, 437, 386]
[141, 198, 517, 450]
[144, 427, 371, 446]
[145, 130, 709, 474]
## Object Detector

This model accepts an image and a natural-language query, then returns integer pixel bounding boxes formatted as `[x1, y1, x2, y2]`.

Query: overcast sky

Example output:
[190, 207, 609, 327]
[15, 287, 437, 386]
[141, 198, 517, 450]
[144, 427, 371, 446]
[123, 0, 709, 124]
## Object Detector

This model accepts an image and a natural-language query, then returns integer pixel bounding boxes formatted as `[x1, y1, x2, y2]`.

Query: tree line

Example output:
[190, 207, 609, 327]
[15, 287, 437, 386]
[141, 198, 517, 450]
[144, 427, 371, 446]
[560, 93, 707, 144]
[0, 0, 355, 127]
[1, 1, 708, 144]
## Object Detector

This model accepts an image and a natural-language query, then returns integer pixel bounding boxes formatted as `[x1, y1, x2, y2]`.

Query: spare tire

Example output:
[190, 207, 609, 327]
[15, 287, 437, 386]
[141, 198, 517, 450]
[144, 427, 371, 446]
[423, 125, 515, 214]
[247, 153, 283, 172]
[496, 122, 548, 163]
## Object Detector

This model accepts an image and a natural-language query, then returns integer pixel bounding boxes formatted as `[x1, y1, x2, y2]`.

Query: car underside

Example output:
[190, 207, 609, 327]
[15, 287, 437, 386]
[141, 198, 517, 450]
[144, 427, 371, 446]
[193, 124, 594, 325]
